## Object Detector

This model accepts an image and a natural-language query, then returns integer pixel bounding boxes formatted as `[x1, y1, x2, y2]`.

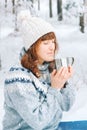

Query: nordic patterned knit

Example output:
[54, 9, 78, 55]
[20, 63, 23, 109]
[3, 64, 76, 130]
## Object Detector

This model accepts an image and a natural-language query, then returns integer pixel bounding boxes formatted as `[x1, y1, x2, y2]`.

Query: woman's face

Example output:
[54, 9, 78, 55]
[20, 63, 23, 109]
[36, 39, 56, 64]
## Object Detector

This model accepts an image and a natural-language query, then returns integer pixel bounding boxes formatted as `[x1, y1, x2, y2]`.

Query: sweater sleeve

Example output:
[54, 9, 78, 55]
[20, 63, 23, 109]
[48, 82, 76, 111]
[5, 69, 76, 130]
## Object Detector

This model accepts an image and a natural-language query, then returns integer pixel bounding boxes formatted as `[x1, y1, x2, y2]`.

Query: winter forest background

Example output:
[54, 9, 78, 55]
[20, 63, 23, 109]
[0, 0, 87, 130]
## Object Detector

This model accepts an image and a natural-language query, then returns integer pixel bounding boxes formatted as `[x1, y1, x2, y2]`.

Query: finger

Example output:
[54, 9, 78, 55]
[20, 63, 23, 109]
[59, 67, 68, 79]
[67, 66, 74, 78]
[68, 66, 73, 73]
[61, 67, 68, 75]
[57, 67, 64, 75]
[51, 69, 57, 76]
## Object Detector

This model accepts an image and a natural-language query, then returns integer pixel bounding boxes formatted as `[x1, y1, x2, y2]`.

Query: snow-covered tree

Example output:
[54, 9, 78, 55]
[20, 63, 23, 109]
[14, 0, 38, 31]
[63, 0, 84, 18]
[63, 0, 85, 32]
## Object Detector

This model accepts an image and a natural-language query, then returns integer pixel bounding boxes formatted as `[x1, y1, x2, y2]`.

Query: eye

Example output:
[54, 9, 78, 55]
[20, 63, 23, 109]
[43, 42, 49, 45]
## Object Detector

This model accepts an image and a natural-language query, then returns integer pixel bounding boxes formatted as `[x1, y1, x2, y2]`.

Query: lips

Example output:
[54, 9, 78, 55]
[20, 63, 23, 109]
[47, 52, 54, 55]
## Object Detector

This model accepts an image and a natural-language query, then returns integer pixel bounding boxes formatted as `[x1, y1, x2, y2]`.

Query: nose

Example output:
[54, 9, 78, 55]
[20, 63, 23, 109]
[49, 42, 55, 50]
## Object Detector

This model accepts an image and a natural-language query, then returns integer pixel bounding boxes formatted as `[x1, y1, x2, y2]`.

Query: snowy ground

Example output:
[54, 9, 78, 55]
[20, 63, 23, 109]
[0, 2, 87, 129]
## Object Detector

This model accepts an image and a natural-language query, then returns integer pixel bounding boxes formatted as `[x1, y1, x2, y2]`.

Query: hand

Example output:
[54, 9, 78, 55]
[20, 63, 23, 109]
[50, 66, 73, 89]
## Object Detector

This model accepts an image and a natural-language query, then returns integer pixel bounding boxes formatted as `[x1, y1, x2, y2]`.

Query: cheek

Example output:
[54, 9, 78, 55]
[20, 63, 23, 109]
[37, 48, 47, 59]
[36, 48, 43, 58]
[37, 45, 46, 54]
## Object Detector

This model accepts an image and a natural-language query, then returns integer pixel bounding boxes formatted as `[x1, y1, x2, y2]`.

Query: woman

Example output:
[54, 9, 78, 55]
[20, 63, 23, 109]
[3, 10, 76, 130]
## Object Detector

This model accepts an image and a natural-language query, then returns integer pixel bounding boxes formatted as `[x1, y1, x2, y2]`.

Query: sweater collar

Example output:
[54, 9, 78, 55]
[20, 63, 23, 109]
[37, 62, 49, 71]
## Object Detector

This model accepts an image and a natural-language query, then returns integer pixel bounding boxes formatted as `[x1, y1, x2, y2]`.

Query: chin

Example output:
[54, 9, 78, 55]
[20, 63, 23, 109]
[46, 58, 54, 62]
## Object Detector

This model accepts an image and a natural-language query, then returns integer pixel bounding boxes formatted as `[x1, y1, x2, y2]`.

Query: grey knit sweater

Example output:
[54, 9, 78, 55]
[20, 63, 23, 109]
[3, 64, 76, 130]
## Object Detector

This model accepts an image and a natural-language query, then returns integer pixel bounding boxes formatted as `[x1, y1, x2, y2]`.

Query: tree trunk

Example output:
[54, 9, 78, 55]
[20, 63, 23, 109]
[12, 0, 15, 14]
[79, 14, 85, 33]
[14, 5, 18, 31]
[5, 0, 7, 8]
[79, 0, 86, 33]
[30, 0, 34, 5]
[57, 0, 63, 21]
[38, 0, 40, 10]
[0, 56, 1, 70]
[49, 0, 53, 17]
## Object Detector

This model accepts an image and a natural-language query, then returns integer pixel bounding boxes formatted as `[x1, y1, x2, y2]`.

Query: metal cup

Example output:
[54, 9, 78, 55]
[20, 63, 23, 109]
[55, 57, 74, 70]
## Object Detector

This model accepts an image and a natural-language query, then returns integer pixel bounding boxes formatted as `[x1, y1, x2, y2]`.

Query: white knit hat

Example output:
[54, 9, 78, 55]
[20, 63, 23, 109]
[18, 10, 55, 50]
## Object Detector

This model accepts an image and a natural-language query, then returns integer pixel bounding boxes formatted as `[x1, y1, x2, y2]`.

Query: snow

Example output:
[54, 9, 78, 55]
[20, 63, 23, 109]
[0, 1, 87, 129]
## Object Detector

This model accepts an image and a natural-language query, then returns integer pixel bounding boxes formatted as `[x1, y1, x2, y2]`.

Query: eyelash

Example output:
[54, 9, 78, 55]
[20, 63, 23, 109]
[44, 42, 55, 45]
[44, 42, 48, 45]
